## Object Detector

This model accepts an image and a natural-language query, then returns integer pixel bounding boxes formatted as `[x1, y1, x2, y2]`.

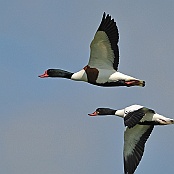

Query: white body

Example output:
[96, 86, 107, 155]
[116, 104, 174, 124]
[71, 69, 138, 83]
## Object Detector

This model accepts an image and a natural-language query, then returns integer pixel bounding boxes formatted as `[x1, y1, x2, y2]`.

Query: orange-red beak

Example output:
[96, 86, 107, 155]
[38, 71, 49, 78]
[88, 111, 98, 116]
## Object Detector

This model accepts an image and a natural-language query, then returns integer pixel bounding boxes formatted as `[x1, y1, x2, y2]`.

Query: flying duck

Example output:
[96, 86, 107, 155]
[89, 105, 174, 174]
[39, 13, 145, 87]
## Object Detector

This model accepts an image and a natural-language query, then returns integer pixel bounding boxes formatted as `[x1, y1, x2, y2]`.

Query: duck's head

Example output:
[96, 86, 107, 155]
[39, 69, 61, 78]
[38, 69, 73, 78]
[88, 108, 116, 116]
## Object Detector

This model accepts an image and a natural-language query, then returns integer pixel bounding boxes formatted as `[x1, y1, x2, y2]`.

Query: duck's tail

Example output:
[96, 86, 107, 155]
[170, 119, 174, 124]
[125, 79, 145, 87]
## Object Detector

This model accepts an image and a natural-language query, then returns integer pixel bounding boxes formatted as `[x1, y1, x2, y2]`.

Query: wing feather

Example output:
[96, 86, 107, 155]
[124, 108, 147, 128]
[88, 13, 119, 70]
[124, 125, 154, 174]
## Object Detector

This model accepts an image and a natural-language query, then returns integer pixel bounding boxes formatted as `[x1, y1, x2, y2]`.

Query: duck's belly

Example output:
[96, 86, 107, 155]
[71, 68, 137, 85]
[95, 69, 116, 83]
[96, 70, 136, 84]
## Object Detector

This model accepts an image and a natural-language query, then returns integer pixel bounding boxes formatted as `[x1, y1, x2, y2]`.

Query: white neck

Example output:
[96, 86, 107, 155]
[115, 109, 124, 118]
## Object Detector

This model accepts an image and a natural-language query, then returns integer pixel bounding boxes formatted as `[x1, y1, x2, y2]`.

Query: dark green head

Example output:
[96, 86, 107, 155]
[38, 69, 73, 79]
[88, 108, 116, 116]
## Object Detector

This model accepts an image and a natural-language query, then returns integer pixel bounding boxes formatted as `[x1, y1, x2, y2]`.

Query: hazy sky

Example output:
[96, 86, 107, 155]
[1, 1, 174, 173]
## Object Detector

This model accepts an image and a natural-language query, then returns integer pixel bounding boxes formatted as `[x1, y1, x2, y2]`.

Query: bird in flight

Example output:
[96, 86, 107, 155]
[89, 104, 174, 173]
[39, 13, 145, 87]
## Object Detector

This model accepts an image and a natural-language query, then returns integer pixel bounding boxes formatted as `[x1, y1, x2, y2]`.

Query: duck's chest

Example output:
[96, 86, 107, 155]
[71, 65, 117, 84]
[84, 65, 117, 83]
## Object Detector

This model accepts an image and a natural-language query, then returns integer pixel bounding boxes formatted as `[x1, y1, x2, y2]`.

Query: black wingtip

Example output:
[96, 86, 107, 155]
[103, 12, 106, 17]
[97, 12, 119, 71]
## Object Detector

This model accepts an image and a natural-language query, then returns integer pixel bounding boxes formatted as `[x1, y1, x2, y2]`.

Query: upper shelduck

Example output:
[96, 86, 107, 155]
[39, 12, 145, 87]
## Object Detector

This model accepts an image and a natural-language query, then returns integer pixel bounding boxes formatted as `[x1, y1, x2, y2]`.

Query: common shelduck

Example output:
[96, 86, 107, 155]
[39, 13, 145, 87]
[89, 105, 174, 174]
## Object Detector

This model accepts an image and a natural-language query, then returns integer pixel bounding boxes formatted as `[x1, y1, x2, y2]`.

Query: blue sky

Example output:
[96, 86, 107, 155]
[1, 1, 174, 173]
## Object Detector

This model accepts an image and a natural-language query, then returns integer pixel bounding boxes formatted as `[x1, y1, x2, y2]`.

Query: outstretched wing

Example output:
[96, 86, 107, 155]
[88, 12, 119, 70]
[124, 125, 154, 174]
